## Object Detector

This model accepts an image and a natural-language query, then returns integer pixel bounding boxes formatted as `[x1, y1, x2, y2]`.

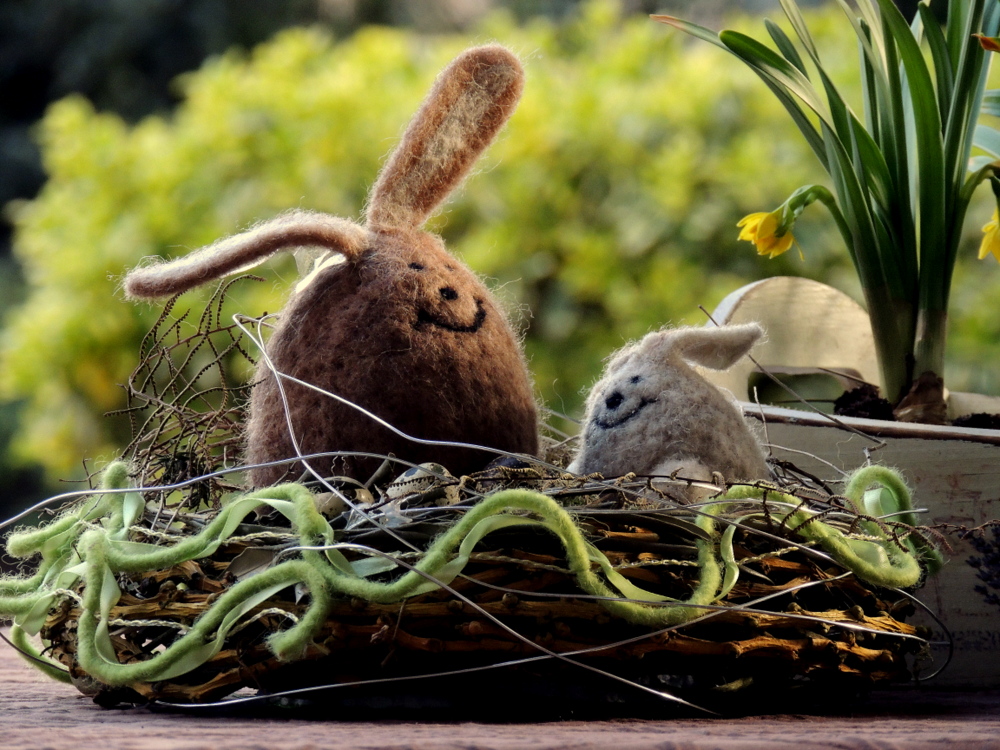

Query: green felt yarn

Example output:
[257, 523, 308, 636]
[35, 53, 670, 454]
[9, 623, 72, 684]
[0, 461, 937, 688]
[843, 465, 944, 575]
[723, 465, 934, 588]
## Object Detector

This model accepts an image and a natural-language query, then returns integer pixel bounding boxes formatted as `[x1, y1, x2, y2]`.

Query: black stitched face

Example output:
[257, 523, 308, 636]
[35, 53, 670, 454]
[406, 259, 487, 334]
[416, 299, 487, 333]
[591, 364, 657, 431]
[594, 396, 657, 430]
[396, 233, 489, 335]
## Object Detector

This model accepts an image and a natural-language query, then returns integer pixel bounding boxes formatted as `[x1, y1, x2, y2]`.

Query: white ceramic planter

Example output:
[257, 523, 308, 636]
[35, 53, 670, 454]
[744, 403, 1000, 688]
[699, 277, 1000, 687]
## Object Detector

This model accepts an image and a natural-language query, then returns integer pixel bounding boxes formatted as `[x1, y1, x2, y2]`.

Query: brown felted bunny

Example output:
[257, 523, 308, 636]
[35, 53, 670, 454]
[123, 45, 539, 487]
[568, 324, 770, 500]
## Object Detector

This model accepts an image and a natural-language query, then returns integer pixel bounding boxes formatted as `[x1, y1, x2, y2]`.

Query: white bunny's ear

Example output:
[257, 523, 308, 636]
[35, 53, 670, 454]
[123, 211, 368, 299]
[642, 323, 764, 371]
[366, 45, 524, 230]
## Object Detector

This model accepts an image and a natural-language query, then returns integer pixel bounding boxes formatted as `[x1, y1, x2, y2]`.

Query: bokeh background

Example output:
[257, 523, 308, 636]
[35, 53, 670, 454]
[2, 0, 996, 518]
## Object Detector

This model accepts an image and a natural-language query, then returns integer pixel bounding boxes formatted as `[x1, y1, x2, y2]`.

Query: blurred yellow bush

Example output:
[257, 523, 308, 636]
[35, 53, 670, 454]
[0, 0, 877, 478]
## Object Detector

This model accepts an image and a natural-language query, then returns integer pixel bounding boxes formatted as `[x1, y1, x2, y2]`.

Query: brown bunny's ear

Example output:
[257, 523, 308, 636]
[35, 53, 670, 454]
[123, 210, 368, 299]
[642, 323, 764, 371]
[366, 45, 524, 230]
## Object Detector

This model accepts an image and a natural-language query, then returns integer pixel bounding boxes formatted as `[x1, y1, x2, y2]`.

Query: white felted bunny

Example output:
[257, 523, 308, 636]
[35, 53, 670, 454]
[123, 46, 538, 487]
[568, 323, 770, 499]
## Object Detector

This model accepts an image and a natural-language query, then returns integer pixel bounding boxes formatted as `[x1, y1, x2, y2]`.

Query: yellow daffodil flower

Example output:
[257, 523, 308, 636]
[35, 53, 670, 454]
[736, 211, 796, 259]
[979, 209, 1000, 262]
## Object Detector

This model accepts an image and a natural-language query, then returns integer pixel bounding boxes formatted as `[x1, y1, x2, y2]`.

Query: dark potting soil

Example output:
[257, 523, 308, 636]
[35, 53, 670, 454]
[833, 385, 1000, 429]
[833, 384, 896, 421]
[952, 412, 1000, 430]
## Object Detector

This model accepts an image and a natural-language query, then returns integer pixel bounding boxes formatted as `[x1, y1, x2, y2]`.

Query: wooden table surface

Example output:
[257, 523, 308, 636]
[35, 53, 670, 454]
[4, 638, 1000, 750]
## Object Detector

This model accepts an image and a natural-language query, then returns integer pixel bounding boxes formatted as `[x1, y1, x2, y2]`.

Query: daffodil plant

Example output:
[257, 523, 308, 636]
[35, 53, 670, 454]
[656, 0, 1000, 411]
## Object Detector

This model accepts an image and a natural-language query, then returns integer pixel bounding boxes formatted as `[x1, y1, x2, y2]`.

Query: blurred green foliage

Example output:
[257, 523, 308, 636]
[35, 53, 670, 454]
[2, 0, 998, 483]
[0, 0, 329, 245]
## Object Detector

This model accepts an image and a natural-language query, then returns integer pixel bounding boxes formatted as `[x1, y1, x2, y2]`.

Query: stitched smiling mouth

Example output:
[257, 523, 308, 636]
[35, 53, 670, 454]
[594, 397, 658, 430]
[415, 298, 487, 333]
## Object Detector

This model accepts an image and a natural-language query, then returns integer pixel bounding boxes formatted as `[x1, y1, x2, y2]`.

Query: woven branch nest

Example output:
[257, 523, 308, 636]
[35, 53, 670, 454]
[1, 287, 941, 715]
[26, 464, 931, 714]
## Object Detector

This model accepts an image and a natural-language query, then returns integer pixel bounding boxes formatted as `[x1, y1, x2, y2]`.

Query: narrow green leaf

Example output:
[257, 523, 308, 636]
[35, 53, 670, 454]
[718, 524, 740, 600]
[650, 15, 727, 50]
[917, 3, 954, 121]
[777, 5, 896, 243]
[819, 64, 853, 144]
[969, 154, 997, 171]
[986, 0, 1000, 37]
[854, 0, 882, 28]
[595, 553, 678, 604]
[757, 75, 830, 169]
[801, 40, 895, 213]
[113, 492, 144, 542]
[350, 555, 399, 578]
[824, 151, 864, 267]
[779, 0, 819, 60]
[983, 90, 1000, 117]
[941, 0, 987, 166]
[860, 39, 880, 137]
[947, 0, 975, 72]
[832, 3, 899, 181]
[95, 565, 123, 665]
[956, 57, 991, 174]
[975, 124, 1000, 160]
[406, 515, 542, 598]
[835, 0, 886, 68]
[845, 115, 893, 279]
[952, 161, 1000, 274]
[720, 30, 832, 121]
[155, 576, 297, 682]
[939, 0, 991, 277]
[656, 11, 830, 174]
[849, 115, 894, 216]
[652, 11, 836, 169]
[877, 15, 918, 291]
[765, 19, 808, 76]
[849, 0, 886, 56]
[821, 122, 898, 300]
[875, 0, 947, 309]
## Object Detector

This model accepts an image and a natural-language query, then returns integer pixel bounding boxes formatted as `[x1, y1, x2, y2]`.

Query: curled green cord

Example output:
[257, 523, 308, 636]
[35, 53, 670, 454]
[725, 465, 938, 588]
[1, 461, 938, 688]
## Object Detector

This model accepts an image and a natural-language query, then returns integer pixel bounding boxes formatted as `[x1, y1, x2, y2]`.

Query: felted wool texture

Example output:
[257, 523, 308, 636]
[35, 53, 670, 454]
[569, 324, 770, 499]
[124, 212, 368, 299]
[246, 227, 538, 486]
[122, 45, 539, 487]
[367, 45, 524, 230]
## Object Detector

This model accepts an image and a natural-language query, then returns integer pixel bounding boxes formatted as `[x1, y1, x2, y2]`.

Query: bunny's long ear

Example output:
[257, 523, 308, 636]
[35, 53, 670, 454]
[366, 45, 524, 230]
[643, 323, 764, 371]
[123, 211, 368, 299]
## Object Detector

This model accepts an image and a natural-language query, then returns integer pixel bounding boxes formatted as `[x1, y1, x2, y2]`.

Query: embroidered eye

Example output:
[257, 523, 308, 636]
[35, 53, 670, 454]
[605, 391, 624, 410]
[440, 287, 459, 300]
[409, 262, 425, 270]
